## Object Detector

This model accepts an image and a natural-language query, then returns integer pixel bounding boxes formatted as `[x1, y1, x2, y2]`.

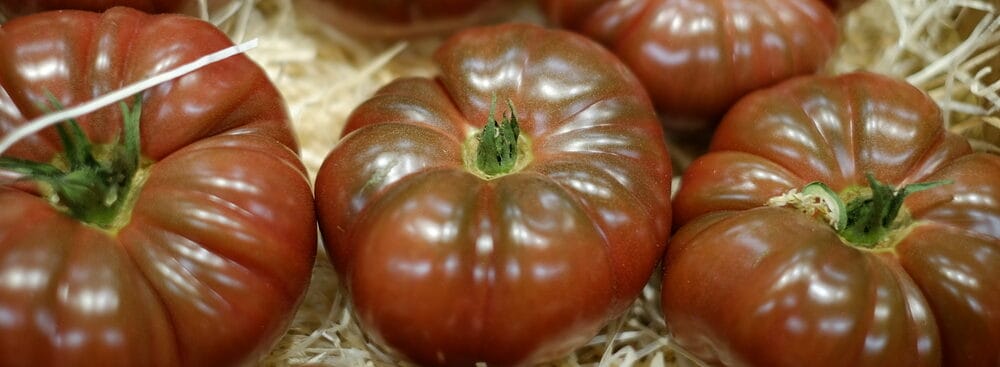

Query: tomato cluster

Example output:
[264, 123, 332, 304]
[0, 2, 997, 367]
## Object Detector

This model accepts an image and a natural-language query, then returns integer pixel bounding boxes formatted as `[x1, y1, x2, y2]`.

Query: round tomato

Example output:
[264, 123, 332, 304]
[0, 8, 316, 367]
[542, 0, 838, 130]
[314, 24, 673, 366]
[298, 0, 500, 38]
[666, 72, 999, 366]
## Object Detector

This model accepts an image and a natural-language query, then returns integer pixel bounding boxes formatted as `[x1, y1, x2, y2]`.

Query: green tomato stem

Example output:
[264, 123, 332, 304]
[0, 94, 146, 231]
[809, 173, 950, 248]
[475, 96, 520, 177]
[43, 93, 98, 170]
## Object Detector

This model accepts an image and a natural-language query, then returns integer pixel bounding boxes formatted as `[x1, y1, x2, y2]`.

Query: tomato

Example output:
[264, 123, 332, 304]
[0, 8, 316, 367]
[314, 24, 673, 366]
[298, 0, 500, 38]
[666, 72, 1000, 366]
[542, 0, 838, 130]
[0, 0, 199, 17]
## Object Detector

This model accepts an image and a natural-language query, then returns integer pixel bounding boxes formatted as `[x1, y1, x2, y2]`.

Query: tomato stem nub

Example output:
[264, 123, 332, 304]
[770, 174, 951, 248]
[0, 94, 145, 230]
[838, 173, 950, 247]
[475, 96, 520, 176]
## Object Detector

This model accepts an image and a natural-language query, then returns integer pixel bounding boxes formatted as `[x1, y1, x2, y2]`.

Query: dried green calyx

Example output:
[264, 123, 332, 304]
[770, 173, 950, 248]
[0, 95, 147, 231]
[474, 97, 521, 177]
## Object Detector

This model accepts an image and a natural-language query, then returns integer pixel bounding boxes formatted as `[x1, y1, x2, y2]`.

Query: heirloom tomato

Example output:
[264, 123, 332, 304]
[315, 24, 673, 366]
[0, 0, 205, 18]
[542, 0, 838, 130]
[666, 72, 999, 367]
[299, 0, 501, 38]
[0, 7, 316, 367]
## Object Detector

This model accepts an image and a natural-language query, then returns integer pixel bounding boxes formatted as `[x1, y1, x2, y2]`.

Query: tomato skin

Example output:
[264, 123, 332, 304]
[299, 0, 500, 38]
[315, 24, 672, 366]
[542, 0, 838, 128]
[821, 0, 867, 12]
[0, 8, 316, 367]
[666, 72, 1000, 367]
[0, 0, 198, 17]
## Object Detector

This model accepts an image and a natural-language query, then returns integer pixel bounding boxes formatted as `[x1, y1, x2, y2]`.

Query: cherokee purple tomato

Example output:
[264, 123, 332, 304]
[0, 8, 316, 367]
[543, 0, 838, 130]
[315, 24, 673, 367]
[667, 72, 1000, 367]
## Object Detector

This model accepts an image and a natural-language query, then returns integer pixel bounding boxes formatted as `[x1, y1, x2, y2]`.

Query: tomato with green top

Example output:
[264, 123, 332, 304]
[0, 7, 316, 366]
[666, 72, 1000, 367]
[315, 23, 673, 366]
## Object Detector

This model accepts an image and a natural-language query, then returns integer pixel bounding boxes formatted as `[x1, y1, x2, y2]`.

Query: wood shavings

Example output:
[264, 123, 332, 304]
[243, 0, 438, 180]
[833, 0, 1000, 141]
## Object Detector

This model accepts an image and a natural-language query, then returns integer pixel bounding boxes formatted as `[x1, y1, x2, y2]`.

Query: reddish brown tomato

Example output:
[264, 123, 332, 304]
[315, 24, 673, 366]
[0, 8, 316, 367]
[542, 0, 838, 129]
[0, 0, 203, 18]
[667, 72, 1000, 367]
[299, 0, 501, 38]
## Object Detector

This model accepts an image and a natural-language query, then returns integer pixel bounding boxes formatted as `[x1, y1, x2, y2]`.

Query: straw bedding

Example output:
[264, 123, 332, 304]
[189, 0, 1000, 365]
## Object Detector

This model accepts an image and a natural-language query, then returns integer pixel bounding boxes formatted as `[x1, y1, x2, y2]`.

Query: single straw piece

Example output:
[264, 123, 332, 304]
[0, 38, 260, 157]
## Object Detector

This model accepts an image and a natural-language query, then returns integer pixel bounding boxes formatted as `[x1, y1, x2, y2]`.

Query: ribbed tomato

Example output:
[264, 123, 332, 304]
[666, 72, 1000, 367]
[542, 0, 838, 129]
[0, 8, 316, 366]
[315, 24, 672, 366]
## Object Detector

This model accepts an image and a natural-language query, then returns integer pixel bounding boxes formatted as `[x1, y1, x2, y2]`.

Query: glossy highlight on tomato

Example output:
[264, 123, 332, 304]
[666, 72, 1000, 367]
[0, 8, 316, 366]
[315, 24, 673, 366]
[542, 0, 838, 129]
